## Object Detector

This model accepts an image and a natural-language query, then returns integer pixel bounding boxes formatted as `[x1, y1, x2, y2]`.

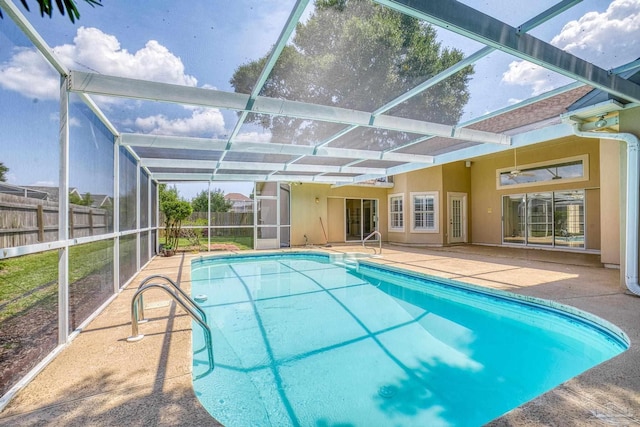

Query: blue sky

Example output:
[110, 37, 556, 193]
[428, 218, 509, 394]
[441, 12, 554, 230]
[1, 0, 639, 199]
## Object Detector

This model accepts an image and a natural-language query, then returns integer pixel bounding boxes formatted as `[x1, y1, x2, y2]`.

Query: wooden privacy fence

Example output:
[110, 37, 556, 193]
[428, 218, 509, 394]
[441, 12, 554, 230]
[0, 194, 112, 249]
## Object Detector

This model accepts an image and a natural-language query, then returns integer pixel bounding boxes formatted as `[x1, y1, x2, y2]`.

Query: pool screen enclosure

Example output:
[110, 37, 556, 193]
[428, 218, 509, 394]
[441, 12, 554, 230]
[2, 0, 640, 412]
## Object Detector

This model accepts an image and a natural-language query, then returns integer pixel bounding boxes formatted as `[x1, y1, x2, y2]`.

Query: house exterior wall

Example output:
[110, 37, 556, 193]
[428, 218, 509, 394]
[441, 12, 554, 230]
[468, 136, 601, 249]
[385, 166, 444, 246]
[599, 137, 621, 266]
[290, 136, 610, 254]
[469, 151, 504, 245]
[327, 197, 344, 243]
[290, 183, 388, 246]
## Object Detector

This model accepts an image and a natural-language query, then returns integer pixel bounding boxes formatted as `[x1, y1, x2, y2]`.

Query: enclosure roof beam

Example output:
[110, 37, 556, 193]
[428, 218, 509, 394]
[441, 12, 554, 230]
[152, 172, 356, 184]
[334, 121, 578, 188]
[376, 0, 640, 104]
[70, 71, 509, 145]
[337, 0, 584, 173]
[140, 158, 387, 175]
[120, 133, 435, 163]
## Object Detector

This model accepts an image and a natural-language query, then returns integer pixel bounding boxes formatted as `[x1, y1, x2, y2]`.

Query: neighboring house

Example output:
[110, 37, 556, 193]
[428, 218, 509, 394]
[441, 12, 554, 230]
[1, 185, 112, 209]
[0, 182, 50, 200]
[0, 184, 86, 202]
[89, 194, 113, 209]
[22, 185, 82, 203]
[225, 192, 253, 212]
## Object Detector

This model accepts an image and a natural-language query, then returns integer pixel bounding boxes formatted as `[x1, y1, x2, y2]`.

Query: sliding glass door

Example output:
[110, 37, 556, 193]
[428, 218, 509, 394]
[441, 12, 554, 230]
[345, 198, 378, 241]
[553, 191, 585, 248]
[502, 191, 584, 249]
[502, 194, 526, 245]
[527, 192, 553, 246]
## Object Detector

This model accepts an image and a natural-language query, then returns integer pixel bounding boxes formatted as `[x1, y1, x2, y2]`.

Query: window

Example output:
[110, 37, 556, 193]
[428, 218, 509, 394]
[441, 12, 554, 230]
[411, 192, 439, 233]
[496, 155, 588, 189]
[388, 194, 404, 231]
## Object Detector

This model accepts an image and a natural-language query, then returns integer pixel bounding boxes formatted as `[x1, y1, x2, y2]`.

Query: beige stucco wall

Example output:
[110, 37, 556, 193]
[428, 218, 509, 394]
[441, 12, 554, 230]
[386, 166, 445, 246]
[468, 152, 503, 245]
[290, 183, 388, 246]
[469, 136, 601, 248]
[327, 197, 344, 243]
[599, 138, 622, 266]
[289, 130, 620, 254]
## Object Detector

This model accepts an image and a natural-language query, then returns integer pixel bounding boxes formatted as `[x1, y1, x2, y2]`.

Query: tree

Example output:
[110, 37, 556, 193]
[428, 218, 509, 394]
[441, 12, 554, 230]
[230, 0, 473, 150]
[0, 0, 102, 23]
[0, 162, 8, 182]
[159, 183, 177, 209]
[159, 184, 193, 250]
[69, 191, 93, 206]
[191, 189, 233, 213]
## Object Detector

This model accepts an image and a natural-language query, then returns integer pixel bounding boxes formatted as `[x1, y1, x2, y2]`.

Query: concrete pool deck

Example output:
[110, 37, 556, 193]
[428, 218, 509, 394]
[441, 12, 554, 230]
[0, 244, 639, 426]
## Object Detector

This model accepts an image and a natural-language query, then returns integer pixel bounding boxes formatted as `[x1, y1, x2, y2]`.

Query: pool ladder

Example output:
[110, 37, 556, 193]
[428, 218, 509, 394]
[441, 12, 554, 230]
[363, 230, 382, 254]
[126, 275, 214, 377]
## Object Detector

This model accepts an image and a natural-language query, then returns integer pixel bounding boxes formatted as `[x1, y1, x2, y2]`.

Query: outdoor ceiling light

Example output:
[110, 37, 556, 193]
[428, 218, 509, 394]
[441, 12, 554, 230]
[595, 115, 608, 128]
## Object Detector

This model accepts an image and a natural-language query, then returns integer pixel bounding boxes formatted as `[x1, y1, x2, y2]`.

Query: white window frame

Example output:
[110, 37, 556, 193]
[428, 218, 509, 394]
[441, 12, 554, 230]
[410, 191, 439, 233]
[388, 193, 404, 232]
[496, 154, 589, 190]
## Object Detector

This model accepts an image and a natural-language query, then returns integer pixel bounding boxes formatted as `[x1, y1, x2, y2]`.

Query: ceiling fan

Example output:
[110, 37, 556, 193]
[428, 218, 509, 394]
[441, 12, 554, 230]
[507, 148, 534, 179]
[547, 167, 562, 180]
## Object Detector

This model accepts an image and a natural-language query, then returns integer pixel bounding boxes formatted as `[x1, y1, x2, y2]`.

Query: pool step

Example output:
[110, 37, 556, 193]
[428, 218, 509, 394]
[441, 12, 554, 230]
[330, 252, 376, 270]
[333, 258, 359, 270]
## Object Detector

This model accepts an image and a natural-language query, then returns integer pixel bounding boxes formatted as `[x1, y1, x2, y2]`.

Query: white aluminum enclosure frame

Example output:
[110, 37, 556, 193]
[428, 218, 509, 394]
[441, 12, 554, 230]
[3, 0, 640, 186]
[4, 0, 640, 411]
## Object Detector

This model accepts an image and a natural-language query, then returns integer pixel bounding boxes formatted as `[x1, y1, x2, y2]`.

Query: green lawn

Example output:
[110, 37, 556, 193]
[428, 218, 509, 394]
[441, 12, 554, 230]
[1, 236, 252, 321]
[0, 240, 114, 322]
[0, 250, 58, 322]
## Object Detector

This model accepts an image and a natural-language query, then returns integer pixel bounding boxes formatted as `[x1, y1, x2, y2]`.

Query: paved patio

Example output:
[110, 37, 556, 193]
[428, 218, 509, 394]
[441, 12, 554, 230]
[0, 245, 638, 426]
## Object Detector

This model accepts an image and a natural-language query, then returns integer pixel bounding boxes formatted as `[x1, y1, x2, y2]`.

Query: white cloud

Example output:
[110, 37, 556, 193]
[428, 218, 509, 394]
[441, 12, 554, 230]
[502, 61, 569, 96]
[550, 0, 640, 59]
[0, 47, 60, 99]
[0, 27, 217, 136]
[0, 26, 198, 100]
[58, 27, 198, 86]
[502, 0, 640, 95]
[31, 180, 56, 186]
[46, 113, 82, 127]
[235, 131, 273, 143]
[135, 108, 225, 137]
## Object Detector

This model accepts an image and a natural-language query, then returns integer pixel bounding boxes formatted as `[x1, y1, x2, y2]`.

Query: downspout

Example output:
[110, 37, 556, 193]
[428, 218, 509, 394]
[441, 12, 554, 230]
[571, 123, 640, 296]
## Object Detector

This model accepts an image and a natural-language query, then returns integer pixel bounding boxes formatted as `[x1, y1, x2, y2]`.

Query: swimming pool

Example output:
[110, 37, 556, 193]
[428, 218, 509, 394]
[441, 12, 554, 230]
[191, 252, 628, 426]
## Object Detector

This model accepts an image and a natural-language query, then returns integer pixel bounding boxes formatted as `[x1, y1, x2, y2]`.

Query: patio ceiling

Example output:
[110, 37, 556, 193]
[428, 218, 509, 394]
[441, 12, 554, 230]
[2, 0, 640, 186]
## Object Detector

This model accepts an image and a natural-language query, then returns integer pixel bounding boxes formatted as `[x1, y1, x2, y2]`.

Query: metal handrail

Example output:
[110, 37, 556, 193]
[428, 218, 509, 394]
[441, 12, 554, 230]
[363, 230, 382, 254]
[127, 282, 214, 377]
[135, 274, 207, 324]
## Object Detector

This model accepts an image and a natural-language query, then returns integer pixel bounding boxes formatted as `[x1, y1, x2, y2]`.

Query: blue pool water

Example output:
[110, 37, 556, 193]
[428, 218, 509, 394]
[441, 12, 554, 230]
[191, 252, 628, 426]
